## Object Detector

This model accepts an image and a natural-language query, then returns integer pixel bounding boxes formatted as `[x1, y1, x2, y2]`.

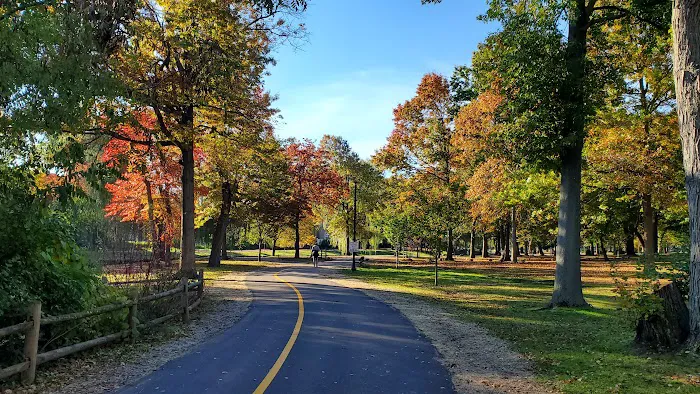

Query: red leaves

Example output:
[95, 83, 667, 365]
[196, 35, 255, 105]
[285, 139, 346, 219]
[101, 111, 184, 243]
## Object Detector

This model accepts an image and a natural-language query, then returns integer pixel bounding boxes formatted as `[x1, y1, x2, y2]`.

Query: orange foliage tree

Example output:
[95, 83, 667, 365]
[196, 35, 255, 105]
[285, 139, 345, 258]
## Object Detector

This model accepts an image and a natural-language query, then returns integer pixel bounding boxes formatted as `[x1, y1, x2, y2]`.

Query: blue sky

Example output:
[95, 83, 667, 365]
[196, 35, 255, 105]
[265, 0, 497, 159]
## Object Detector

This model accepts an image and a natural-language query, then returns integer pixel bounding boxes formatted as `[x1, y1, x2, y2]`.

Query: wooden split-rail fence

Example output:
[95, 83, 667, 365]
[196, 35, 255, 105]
[0, 269, 205, 385]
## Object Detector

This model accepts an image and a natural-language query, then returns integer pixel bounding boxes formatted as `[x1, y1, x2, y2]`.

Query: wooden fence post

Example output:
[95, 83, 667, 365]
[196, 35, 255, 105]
[197, 269, 204, 300]
[22, 301, 41, 385]
[128, 296, 138, 344]
[181, 278, 190, 323]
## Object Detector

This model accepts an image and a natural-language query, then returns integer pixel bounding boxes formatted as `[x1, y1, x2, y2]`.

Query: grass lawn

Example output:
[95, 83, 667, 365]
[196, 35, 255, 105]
[195, 259, 276, 280]
[346, 258, 700, 393]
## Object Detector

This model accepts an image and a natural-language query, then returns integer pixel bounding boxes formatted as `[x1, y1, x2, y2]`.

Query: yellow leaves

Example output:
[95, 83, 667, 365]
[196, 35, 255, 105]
[454, 90, 503, 165]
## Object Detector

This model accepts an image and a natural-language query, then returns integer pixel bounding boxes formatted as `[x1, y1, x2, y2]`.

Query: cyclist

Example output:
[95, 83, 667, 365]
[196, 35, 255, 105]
[311, 243, 321, 267]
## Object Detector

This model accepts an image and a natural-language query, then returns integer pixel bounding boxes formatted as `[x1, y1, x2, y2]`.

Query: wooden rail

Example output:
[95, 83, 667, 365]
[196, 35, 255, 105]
[0, 269, 205, 385]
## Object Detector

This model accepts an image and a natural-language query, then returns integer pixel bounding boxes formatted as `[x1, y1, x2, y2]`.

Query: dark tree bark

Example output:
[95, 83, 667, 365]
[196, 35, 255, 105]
[221, 239, 228, 260]
[469, 226, 476, 259]
[446, 227, 454, 260]
[482, 233, 489, 258]
[511, 207, 518, 263]
[180, 141, 196, 275]
[642, 193, 656, 266]
[625, 228, 637, 256]
[672, 0, 700, 349]
[208, 180, 232, 268]
[500, 222, 511, 263]
[294, 210, 301, 259]
[272, 237, 277, 256]
[636, 282, 690, 349]
[600, 238, 609, 262]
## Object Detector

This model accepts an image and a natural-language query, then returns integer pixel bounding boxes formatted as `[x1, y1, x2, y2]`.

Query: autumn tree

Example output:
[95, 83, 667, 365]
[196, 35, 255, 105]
[101, 112, 185, 265]
[458, 0, 672, 307]
[285, 139, 345, 258]
[374, 73, 465, 261]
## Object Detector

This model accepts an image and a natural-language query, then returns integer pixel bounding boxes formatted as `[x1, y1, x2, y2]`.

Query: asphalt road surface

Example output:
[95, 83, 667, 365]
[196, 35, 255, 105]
[117, 263, 455, 394]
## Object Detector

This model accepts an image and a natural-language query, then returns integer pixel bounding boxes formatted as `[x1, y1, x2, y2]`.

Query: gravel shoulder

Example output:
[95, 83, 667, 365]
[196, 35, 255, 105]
[321, 268, 556, 394]
[1, 269, 253, 394]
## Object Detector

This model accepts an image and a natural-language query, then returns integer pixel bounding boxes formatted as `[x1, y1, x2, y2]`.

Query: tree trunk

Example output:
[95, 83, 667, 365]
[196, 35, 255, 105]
[636, 282, 690, 349]
[538, 243, 544, 256]
[642, 193, 656, 266]
[552, 144, 586, 306]
[180, 143, 196, 275]
[446, 227, 454, 260]
[208, 180, 232, 268]
[434, 253, 439, 286]
[272, 238, 277, 256]
[549, 2, 590, 307]
[500, 221, 511, 262]
[395, 248, 399, 269]
[600, 238, 609, 262]
[482, 233, 489, 258]
[653, 212, 660, 254]
[294, 211, 300, 259]
[673, 0, 700, 349]
[469, 227, 476, 259]
[496, 227, 502, 255]
[258, 237, 262, 262]
[221, 239, 228, 260]
[511, 206, 518, 263]
[625, 228, 637, 256]
[144, 177, 162, 264]
[161, 186, 173, 266]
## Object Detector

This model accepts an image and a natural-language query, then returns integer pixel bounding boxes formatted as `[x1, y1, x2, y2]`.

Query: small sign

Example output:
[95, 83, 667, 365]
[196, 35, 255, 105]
[349, 241, 360, 253]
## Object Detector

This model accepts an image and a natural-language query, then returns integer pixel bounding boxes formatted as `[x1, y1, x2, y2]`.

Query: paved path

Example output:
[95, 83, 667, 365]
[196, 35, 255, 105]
[117, 263, 455, 394]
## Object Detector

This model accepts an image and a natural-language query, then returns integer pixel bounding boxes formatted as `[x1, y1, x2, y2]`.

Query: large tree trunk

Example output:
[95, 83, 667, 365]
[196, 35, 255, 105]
[180, 142, 196, 275]
[294, 211, 300, 259]
[208, 180, 232, 268]
[511, 206, 518, 263]
[625, 225, 637, 256]
[600, 237, 609, 262]
[482, 233, 489, 258]
[500, 221, 511, 262]
[673, 0, 700, 350]
[446, 228, 454, 260]
[469, 226, 476, 259]
[272, 237, 277, 256]
[549, 3, 589, 307]
[552, 144, 586, 306]
[642, 193, 656, 266]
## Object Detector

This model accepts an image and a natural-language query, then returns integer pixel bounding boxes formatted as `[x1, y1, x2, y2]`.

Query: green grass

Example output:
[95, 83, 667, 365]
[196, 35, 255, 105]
[346, 265, 700, 393]
[195, 259, 277, 280]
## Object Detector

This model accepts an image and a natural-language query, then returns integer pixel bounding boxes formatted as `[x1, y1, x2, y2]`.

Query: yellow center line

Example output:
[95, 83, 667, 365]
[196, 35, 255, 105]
[252, 272, 305, 394]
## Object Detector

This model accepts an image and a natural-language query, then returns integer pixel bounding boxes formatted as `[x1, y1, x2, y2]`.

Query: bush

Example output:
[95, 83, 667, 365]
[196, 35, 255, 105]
[612, 253, 689, 324]
[0, 167, 127, 366]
